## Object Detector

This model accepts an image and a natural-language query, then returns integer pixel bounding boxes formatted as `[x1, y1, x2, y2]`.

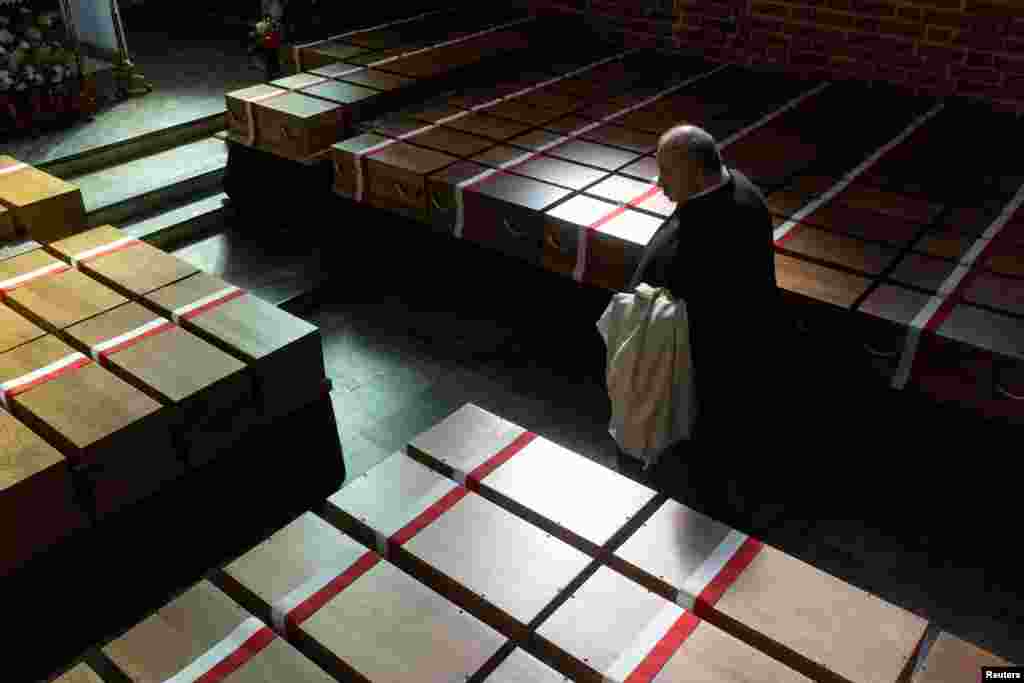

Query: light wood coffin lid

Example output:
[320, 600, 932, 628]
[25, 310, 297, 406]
[6, 268, 129, 331]
[144, 272, 319, 362]
[64, 302, 247, 403]
[46, 225, 127, 262]
[103, 579, 335, 683]
[222, 512, 506, 682]
[483, 647, 568, 682]
[536, 565, 810, 682]
[0, 306, 46, 354]
[80, 240, 198, 297]
[50, 663, 104, 683]
[0, 156, 80, 208]
[408, 403, 659, 550]
[0, 407, 66, 494]
[0, 335, 162, 454]
[0, 248, 67, 290]
[913, 631, 1011, 683]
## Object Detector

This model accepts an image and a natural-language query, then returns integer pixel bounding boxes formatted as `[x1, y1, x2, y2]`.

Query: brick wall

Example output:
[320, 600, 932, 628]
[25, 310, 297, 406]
[530, 0, 1024, 113]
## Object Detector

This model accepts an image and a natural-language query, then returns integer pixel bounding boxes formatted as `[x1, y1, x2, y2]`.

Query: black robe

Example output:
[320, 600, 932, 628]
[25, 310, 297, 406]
[627, 169, 785, 445]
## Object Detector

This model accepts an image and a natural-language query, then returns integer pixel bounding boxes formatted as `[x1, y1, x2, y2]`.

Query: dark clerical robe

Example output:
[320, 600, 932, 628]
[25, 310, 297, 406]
[627, 168, 786, 446]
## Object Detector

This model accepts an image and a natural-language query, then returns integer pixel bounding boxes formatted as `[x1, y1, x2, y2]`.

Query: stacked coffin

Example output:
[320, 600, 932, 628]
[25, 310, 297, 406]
[0, 156, 87, 245]
[0, 225, 329, 568]
[224, 9, 536, 162]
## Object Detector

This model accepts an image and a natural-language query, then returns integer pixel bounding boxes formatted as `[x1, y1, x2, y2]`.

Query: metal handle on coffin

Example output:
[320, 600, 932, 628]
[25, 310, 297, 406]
[994, 364, 1024, 401]
[503, 217, 525, 239]
[545, 232, 562, 252]
[431, 192, 450, 212]
[394, 182, 410, 201]
[281, 126, 293, 140]
[863, 343, 900, 359]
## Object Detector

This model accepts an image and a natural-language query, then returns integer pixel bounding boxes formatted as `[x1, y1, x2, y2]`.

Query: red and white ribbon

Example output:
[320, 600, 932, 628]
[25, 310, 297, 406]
[161, 616, 276, 683]
[292, 9, 446, 72]
[675, 530, 763, 613]
[603, 603, 702, 683]
[70, 237, 143, 266]
[242, 90, 290, 146]
[91, 318, 176, 366]
[774, 101, 945, 245]
[370, 16, 531, 68]
[449, 430, 537, 487]
[0, 261, 70, 295]
[0, 161, 28, 176]
[0, 352, 92, 409]
[452, 64, 731, 238]
[367, 475, 463, 556]
[270, 550, 381, 636]
[349, 48, 639, 203]
[171, 286, 247, 324]
[893, 182, 1024, 390]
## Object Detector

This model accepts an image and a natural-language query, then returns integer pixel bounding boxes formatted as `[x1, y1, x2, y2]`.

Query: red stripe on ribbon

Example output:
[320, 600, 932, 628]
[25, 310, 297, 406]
[466, 431, 538, 489]
[5, 356, 93, 401]
[591, 185, 663, 231]
[180, 288, 248, 321]
[624, 611, 702, 683]
[286, 551, 381, 632]
[694, 537, 764, 617]
[0, 264, 71, 295]
[77, 239, 144, 264]
[389, 485, 469, 547]
[194, 626, 277, 683]
[97, 321, 176, 363]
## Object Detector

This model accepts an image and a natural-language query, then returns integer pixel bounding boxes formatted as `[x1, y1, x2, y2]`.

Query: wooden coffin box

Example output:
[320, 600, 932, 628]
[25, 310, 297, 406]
[360, 142, 459, 222]
[532, 565, 812, 683]
[269, 72, 330, 92]
[483, 648, 568, 682]
[0, 157, 86, 245]
[296, 40, 372, 73]
[0, 205, 14, 241]
[331, 133, 391, 201]
[586, 173, 676, 218]
[337, 67, 416, 93]
[224, 84, 290, 146]
[913, 631, 1012, 683]
[407, 403, 661, 557]
[458, 170, 574, 266]
[543, 195, 663, 291]
[0, 408, 87, 577]
[0, 248, 129, 333]
[250, 92, 348, 161]
[219, 512, 507, 682]
[0, 335, 182, 520]
[102, 579, 336, 683]
[143, 272, 324, 424]
[611, 498, 929, 683]
[63, 302, 254, 470]
[1, 304, 47, 354]
[323, 451, 592, 642]
[298, 80, 386, 127]
[426, 160, 490, 235]
[46, 225, 198, 299]
[46, 662, 104, 683]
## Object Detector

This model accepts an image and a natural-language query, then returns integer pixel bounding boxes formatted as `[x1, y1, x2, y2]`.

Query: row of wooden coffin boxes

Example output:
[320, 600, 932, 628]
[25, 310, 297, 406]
[0, 225, 325, 574]
[222, 23, 536, 162]
[47, 403, 1014, 683]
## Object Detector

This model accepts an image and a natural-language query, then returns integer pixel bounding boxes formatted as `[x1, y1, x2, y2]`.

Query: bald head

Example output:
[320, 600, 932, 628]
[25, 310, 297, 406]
[655, 125, 726, 203]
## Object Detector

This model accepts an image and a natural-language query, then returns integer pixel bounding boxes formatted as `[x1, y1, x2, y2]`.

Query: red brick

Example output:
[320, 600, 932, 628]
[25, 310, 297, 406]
[950, 64, 1003, 81]
[790, 50, 830, 66]
[896, 6, 924, 21]
[965, 51, 996, 67]
[1005, 75, 1024, 95]
[964, 1, 1018, 22]
[911, 0, 965, 7]
[957, 78, 1008, 98]
[749, 15, 785, 33]
[917, 43, 967, 63]
[752, 1, 789, 17]
[993, 53, 1024, 75]
[813, 9, 863, 29]
[826, 0, 854, 10]
[924, 9, 968, 28]
[878, 18, 925, 38]
[851, 0, 896, 16]
[957, 29, 1006, 50]
[1007, 35, 1024, 54]
[748, 29, 790, 48]
[790, 6, 816, 22]
[927, 25, 957, 42]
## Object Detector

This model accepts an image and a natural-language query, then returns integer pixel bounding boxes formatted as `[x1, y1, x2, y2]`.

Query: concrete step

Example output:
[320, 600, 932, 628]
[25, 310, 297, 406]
[68, 136, 228, 229]
[120, 191, 231, 251]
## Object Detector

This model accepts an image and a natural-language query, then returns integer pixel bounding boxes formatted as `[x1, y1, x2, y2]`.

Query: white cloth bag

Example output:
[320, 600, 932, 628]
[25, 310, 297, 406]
[597, 283, 697, 469]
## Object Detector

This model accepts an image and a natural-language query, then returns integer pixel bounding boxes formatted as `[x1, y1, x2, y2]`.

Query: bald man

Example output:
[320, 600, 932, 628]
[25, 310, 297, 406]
[624, 125, 785, 520]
